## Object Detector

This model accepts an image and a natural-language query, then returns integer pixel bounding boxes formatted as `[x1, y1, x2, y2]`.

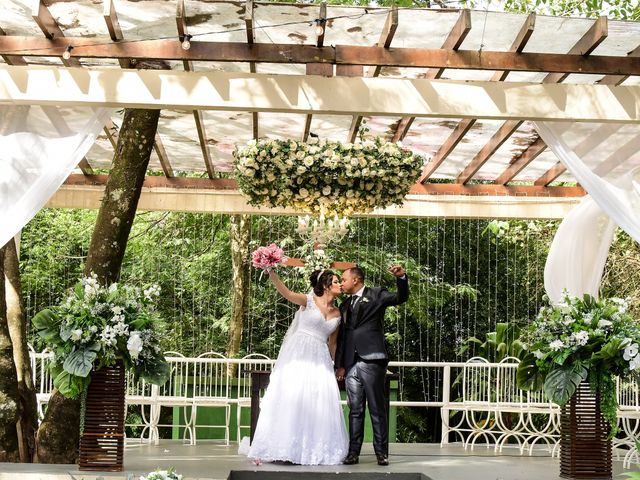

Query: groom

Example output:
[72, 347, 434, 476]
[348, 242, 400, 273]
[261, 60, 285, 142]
[335, 265, 409, 466]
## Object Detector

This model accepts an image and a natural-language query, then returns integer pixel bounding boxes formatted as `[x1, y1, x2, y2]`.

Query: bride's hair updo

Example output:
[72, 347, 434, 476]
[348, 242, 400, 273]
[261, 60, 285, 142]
[310, 269, 335, 297]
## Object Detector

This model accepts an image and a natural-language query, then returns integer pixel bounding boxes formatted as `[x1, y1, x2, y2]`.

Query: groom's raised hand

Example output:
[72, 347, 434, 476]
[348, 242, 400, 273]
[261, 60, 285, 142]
[389, 265, 406, 277]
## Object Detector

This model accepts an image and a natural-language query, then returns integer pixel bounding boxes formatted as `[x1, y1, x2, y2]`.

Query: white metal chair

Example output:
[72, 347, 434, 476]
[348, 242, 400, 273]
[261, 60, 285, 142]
[461, 357, 497, 449]
[149, 351, 194, 445]
[235, 353, 272, 443]
[189, 352, 232, 445]
[124, 369, 155, 443]
[494, 357, 527, 452]
[30, 347, 53, 421]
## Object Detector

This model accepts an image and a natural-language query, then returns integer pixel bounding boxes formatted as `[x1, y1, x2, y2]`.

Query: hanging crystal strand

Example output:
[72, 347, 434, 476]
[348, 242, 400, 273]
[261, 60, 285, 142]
[392, 216, 400, 399]
[474, 219, 480, 357]
[494, 220, 499, 332]
[466, 217, 471, 348]
[401, 218, 410, 403]
[417, 219, 426, 402]
[506, 220, 510, 328]
[438, 218, 446, 366]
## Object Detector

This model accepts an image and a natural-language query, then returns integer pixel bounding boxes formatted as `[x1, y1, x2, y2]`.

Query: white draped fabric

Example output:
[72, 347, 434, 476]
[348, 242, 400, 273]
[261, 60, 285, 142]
[0, 106, 111, 249]
[535, 121, 640, 302]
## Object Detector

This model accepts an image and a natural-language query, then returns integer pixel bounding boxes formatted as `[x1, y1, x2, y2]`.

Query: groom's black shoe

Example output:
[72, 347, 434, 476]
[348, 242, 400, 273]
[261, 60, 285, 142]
[376, 454, 389, 466]
[343, 452, 359, 465]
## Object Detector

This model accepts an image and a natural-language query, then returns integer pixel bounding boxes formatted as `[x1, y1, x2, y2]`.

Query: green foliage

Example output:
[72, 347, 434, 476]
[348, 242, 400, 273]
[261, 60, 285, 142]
[543, 363, 588, 406]
[31, 276, 170, 398]
[517, 293, 640, 436]
[459, 0, 639, 20]
[21, 209, 560, 441]
[457, 322, 526, 362]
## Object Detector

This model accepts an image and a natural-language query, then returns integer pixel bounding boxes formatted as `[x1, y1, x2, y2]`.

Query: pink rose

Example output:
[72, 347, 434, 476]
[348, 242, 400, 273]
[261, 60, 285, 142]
[251, 243, 287, 270]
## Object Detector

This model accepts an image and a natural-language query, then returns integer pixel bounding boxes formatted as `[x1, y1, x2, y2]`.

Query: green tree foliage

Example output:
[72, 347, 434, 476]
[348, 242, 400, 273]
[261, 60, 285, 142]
[23, 209, 640, 441]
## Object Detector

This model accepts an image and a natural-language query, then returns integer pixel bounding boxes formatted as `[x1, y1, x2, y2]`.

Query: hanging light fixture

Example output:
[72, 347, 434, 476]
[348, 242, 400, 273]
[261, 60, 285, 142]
[314, 18, 326, 38]
[296, 210, 350, 248]
[181, 34, 192, 51]
[62, 45, 73, 60]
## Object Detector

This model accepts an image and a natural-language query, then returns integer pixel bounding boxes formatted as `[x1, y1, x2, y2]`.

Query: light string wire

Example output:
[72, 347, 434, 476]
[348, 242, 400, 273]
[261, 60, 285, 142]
[2, 2, 487, 57]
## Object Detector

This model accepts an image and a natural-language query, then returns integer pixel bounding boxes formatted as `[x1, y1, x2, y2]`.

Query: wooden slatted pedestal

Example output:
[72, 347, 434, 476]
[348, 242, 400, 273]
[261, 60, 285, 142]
[560, 381, 612, 480]
[79, 361, 126, 471]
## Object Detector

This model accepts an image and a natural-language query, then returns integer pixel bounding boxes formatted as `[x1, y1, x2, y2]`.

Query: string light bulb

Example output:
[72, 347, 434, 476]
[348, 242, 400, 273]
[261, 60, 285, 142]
[181, 34, 192, 51]
[314, 19, 325, 37]
[62, 45, 73, 60]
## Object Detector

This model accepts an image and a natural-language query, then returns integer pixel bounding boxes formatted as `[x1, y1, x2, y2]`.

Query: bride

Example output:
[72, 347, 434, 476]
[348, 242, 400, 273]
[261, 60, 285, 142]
[245, 269, 349, 465]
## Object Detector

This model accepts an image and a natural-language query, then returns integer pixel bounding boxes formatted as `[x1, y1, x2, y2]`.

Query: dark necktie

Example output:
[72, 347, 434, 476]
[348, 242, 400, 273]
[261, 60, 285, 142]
[351, 296, 360, 312]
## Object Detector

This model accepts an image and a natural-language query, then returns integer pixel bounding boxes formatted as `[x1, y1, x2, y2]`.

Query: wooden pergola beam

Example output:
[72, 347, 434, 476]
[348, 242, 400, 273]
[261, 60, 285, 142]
[495, 136, 546, 185]
[176, 0, 213, 178]
[544, 16, 608, 84]
[345, 7, 399, 143]
[32, 0, 82, 68]
[61, 173, 585, 198]
[418, 13, 535, 184]
[51, 177, 583, 219]
[303, 63, 333, 142]
[2, 39, 640, 76]
[531, 41, 640, 187]
[456, 16, 608, 185]
[26, 5, 92, 173]
[3, 66, 640, 123]
[245, 0, 259, 140]
[302, 2, 328, 143]
[392, 9, 471, 143]
[103, 0, 175, 177]
[103, 0, 131, 69]
[534, 161, 566, 186]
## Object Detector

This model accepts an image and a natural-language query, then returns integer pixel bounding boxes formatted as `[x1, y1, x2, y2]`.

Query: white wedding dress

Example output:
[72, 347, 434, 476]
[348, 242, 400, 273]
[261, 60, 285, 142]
[245, 293, 349, 465]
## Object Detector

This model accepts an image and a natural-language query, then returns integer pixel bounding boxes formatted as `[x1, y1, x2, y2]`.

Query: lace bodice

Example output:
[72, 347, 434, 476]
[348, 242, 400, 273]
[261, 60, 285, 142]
[294, 293, 341, 342]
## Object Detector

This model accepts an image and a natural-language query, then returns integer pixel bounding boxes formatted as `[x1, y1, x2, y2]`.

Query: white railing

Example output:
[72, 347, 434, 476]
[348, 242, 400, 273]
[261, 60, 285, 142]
[26, 349, 640, 466]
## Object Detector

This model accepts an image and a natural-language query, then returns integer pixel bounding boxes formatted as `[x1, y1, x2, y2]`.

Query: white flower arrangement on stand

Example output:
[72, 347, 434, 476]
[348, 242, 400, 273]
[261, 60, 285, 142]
[31, 273, 170, 399]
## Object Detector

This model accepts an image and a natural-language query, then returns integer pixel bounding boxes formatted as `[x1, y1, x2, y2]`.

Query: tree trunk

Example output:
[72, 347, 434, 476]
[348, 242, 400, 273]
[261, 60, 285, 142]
[5, 238, 38, 462]
[0, 243, 21, 462]
[226, 215, 251, 373]
[84, 108, 162, 284]
[36, 60, 167, 463]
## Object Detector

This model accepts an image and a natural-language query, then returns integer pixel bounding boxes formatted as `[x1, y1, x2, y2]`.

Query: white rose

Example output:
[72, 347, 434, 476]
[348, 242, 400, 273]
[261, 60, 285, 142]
[303, 156, 314, 167]
[624, 343, 639, 361]
[299, 188, 309, 198]
[322, 186, 331, 196]
[70, 329, 83, 342]
[127, 332, 144, 359]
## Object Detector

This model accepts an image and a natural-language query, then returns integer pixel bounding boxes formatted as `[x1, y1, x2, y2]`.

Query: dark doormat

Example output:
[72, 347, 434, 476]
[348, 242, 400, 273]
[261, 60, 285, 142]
[228, 472, 433, 480]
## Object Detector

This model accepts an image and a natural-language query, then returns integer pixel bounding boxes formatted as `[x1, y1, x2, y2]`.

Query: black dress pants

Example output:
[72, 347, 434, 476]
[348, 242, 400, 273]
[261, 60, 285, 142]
[345, 358, 388, 456]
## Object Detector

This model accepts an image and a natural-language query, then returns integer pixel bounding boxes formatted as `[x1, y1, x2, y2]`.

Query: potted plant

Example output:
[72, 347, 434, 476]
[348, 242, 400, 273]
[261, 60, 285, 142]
[32, 273, 171, 470]
[517, 293, 640, 479]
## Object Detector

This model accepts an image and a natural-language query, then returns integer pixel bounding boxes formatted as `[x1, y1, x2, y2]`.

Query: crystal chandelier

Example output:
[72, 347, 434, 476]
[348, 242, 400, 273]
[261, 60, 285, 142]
[296, 212, 351, 247]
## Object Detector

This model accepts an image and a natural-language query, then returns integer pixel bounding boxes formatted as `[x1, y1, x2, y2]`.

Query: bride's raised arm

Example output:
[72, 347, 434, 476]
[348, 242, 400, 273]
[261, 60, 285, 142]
[268, 270, 307, 307]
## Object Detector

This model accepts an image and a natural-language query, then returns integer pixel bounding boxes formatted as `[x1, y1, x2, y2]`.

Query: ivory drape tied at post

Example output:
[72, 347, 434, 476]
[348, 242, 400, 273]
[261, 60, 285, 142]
[0, 105, 111, 248]
[535, 121, 640, 302]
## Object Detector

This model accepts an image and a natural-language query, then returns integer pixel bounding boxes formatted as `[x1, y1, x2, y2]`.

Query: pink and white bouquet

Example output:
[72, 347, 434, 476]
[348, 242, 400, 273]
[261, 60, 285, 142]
[251, 243, 287, 271]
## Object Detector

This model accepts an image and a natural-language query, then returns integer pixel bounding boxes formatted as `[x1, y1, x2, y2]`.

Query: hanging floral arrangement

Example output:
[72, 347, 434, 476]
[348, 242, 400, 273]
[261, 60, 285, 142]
[233, 137, 422, 217]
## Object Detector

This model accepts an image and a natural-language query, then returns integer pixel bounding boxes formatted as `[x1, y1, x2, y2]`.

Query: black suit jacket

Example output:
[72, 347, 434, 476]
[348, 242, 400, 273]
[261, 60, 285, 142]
[335, 276, 409, 371]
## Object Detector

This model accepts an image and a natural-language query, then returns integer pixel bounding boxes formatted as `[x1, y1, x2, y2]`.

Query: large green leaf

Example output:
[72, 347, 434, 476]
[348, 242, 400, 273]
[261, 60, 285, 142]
[544, 363, 588, 406]
[516, 353, 544, 391]
[138, 355, 171, 385]
[32, 309, 62, 343]
[63, 348, 97, 378]
[53, 369, 86, 399]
